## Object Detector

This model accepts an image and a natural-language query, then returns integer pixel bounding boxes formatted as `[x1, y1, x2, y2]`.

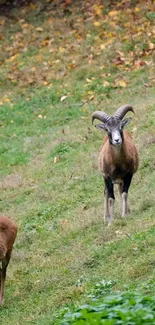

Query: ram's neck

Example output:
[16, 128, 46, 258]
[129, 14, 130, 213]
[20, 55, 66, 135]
[110, 142, 126, 162]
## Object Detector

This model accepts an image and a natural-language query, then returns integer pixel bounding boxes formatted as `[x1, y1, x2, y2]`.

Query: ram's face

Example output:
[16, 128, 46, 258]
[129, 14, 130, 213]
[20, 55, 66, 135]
[95, 117, 132, 147]
[105, 118, 123, 146]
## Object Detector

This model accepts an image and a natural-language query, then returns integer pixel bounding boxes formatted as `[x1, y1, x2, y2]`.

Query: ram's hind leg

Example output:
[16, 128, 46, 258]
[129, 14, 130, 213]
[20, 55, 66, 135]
[104, 177, 115, 226]
[122, 173, 133, 217]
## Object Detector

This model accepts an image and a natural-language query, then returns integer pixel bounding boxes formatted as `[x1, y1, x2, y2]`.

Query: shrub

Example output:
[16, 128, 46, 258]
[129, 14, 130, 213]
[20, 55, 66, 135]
[60, 291, 155, 325]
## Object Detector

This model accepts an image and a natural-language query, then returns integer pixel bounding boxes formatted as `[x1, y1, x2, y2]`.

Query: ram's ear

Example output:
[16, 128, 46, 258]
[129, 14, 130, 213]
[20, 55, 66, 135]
[121, 117, 132, 128]
[95, 123, 107, 131]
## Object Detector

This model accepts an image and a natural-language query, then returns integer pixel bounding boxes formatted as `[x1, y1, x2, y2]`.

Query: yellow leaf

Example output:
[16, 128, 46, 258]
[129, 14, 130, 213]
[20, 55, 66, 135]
[116, 80, 127, 88]
[124, 22, 132, 28]
[21, 23, 30, 29]
[41, 39, 49, 46]
[103, 81, 109, 87]
[59, 47, 65, 53]
[36, 27, 43, 32]
[54, 156, 60, 164]
[3, 98, 10, 103]
[100, 44, 105, 50]
[135, 7, 140, 12]
[89, 95, 95, 100]
[108, 10, 118, 17]
[148, 43, 154, 50]
[93, 4, 103, 16]
[76, 33, 82, 40]
[7, 54, 19, 62]
[30, 2, 35, 9]
[86, 78, 92, 83]
[93, 21, 101, 27]
[0, 19, 5, 26]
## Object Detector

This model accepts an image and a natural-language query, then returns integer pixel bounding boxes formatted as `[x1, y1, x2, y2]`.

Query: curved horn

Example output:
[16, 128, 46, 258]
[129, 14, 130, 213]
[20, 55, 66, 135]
[92, 111, 110, 124]
[114, 104, 134, 120]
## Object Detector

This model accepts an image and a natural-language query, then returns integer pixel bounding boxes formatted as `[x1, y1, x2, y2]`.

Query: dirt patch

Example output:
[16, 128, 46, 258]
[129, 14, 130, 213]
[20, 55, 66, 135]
[0, 173, 22, 189]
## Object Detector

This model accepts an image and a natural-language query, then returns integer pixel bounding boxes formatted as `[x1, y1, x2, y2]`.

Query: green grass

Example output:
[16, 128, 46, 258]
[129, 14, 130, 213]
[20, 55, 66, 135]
[0, 1, 155, 324]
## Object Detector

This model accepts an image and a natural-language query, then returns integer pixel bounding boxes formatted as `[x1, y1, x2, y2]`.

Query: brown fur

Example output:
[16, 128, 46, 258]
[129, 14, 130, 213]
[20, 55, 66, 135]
[99, 130, 139, 180]
[0, 216, 18, 304]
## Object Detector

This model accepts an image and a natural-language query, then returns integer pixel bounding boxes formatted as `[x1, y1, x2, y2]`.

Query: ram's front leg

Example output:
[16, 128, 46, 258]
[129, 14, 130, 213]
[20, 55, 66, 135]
[104, 177, 115, 226]
[104, 187, 109, 223]
[122, 173, 133, 217]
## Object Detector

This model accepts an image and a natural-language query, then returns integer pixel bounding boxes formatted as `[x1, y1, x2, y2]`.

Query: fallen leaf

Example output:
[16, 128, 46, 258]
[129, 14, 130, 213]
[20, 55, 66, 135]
[36, 27, 44, 32]
[86, 78, 92, 83]
[108, 10, 118, 17]
[103, 81, 110, 87]
[93, 21, 101, 27]
[30, 2, 35, 9]
[87, 90, 94, 95]
[135, 7, 140, 12]
[3, 98, 11, 103]
[60, 219, 68, 225]
[7, 54, 19, 62]
[100, 44, 105, 50]
[61, 95, 68, 102]
[116, 80, 127, 88]
[93, 4, 103, 16]
[54, 156, 60, 163]
[148, 43, 154, 50]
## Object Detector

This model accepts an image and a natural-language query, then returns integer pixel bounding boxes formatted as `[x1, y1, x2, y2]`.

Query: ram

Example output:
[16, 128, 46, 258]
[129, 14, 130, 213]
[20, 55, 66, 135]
[92, 105, 139, 226]
[0, 216, 18, 304]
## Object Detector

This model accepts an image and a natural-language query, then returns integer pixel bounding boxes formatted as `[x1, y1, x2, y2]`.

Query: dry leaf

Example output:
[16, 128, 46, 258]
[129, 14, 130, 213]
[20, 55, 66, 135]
[61, 95, 68, 102]
[3, 98, 10, 103]
[116, 80, 127, 88]
[135, 7, 140, 12]
[54, 156, 60, 163]
[148, 43, 154, 50]
[93, 4, 103, 16]
[100, 44, 106, 50]
[36, 27, 44, 32]
[60, 219, 68, 225]
[7, 54, 19, 62]
[89, 94, 95, 100]
[93, 21, 101, 27]
[86, 78, 92, 83]
[103, 81, 110, 87]
[30, 2, 35, 9]
[108, 10, 118, 17]
[87, 90, 94, 95]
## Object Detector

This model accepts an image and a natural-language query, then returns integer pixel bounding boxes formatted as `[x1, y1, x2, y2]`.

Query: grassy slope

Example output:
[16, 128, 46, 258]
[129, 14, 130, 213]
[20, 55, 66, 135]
[0, 1, 155, 324]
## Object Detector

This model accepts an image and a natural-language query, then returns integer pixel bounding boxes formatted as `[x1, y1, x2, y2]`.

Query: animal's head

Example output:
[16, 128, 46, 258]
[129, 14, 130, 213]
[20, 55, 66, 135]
[92, 105, 134, 146]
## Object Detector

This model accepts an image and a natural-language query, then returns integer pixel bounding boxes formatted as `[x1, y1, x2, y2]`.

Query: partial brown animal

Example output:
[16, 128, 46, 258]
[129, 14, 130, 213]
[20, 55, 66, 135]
[92, 105, 139, 226]
[0, 216, 18, 304]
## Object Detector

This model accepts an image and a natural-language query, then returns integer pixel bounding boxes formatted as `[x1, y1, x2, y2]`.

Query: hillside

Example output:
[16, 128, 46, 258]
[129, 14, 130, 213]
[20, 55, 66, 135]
[0, 1, 155, 324]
